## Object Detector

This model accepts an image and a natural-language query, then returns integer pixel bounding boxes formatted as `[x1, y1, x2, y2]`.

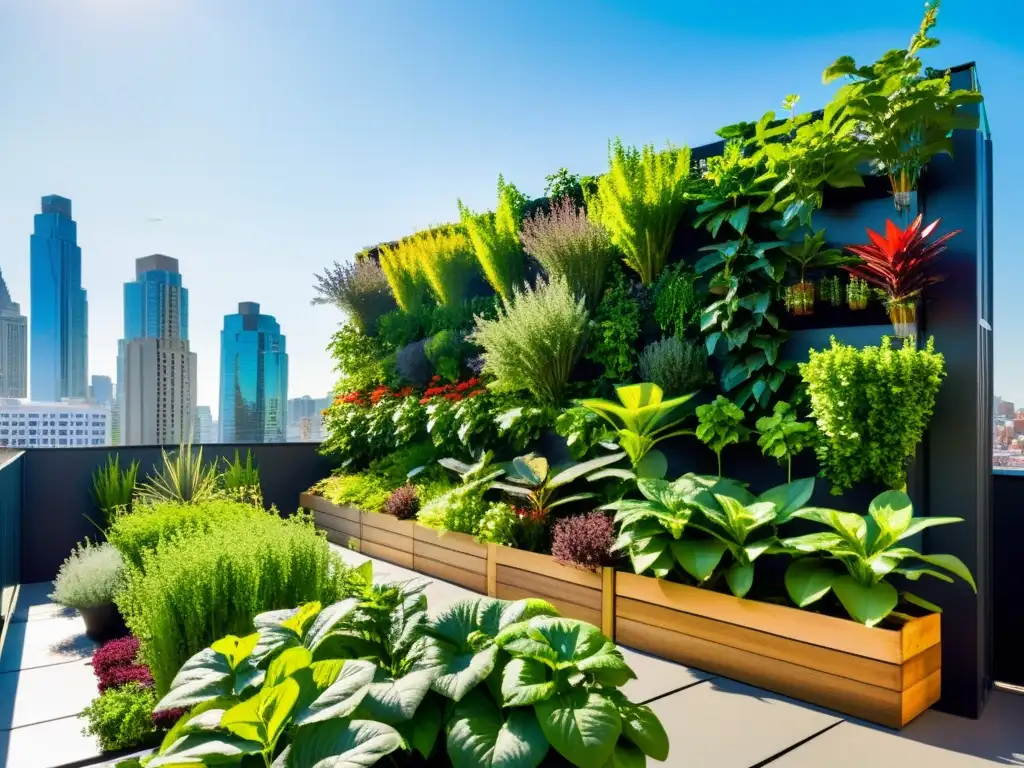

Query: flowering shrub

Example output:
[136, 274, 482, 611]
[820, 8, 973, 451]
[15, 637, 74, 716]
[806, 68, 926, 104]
[552, 512, 616, 571]
[383, 484, 419, 520]
[91, 636, 140, 679]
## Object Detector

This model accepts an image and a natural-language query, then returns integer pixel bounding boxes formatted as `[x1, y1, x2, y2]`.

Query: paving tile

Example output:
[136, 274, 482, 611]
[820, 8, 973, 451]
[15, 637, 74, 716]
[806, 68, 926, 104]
[764, 720, 1009, 767]
[618, 646, 713, 704]
[0, 659, 97, 729]
[0, 613, 95, 672]
[0, 714, 101, 768]
[644, 677, 841, 768]
[9, 583, 76, 624]
[900, 690, 1024, 766]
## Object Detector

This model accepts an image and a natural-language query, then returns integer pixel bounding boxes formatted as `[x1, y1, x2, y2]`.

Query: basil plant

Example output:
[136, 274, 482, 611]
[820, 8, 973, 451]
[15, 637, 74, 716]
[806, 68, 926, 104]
[144, 567, 669, 767]
[780, 490, 976, 626]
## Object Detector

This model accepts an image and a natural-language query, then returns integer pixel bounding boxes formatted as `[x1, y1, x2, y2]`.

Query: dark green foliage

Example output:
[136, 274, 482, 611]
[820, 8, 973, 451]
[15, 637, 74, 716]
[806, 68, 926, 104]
[543, 167, 585, 206]
[90, 455, 138, 534]
[586, 269, 641, 382]
[555, 407, 616, 461]
[695, 396, 750, 477]
[638, 336, 709, 396]
[327, 324, 387, 393]
[376, 309, 427, 349]
[424, 330, 464, 382]
[755, 402, 813, 482]
[80, 682, 157, 752]
[653, 262, 702, 336]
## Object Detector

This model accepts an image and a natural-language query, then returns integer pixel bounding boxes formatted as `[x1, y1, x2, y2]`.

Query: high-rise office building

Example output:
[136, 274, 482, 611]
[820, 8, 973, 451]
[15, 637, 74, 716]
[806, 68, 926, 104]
[0, 269, 28, 398]
[117, 255, 197, 446]
[30, 195, 88, 401]
[89, 374, 113, 407]
[287, 394, 331, 442]
[0, 400, 110, 448]
[194, 405, 215, 444]
[219, 302, 288, 443]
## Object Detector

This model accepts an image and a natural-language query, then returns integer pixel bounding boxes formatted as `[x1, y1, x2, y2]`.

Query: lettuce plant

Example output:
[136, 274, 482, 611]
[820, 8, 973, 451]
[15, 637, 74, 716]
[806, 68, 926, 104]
[491, 451, 628, 518]
[147, 571, 669, 767]
[780, 490, 976, 626]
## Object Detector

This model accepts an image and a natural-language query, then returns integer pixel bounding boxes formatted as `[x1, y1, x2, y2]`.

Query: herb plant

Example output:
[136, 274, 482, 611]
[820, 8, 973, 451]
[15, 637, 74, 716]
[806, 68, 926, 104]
[781, 229, 857, 315]
[382, 484, 419, 520]
[221, 449, 262, 507]
[755, 402, 813, 483]
[311, 259, 397, 334]
[136, 443, 219, 506]
[552, 512, 616, 571]
[50, 540, 125, 610]
[555, 406, 617, 461]
[653, 262, 702, 336]
[639, 336, 709, 396]
[80, 682, 158, 753]
[589, 138, 693, 284]
[586, 268, 641, 382]
[781, 490, 975, 625]
[459, 175, 528, 303]
[90, 454, 138, 533]
[424, 329, 463, 382]
[491, 451, 628, 519]
[470, 275, 590, 405]
[695, 396, 750, 477]
[378, 240, 431, 313]
[800, 336, 945, 493]
[406, 228, 479, 308]
[326, 324, 387, 393]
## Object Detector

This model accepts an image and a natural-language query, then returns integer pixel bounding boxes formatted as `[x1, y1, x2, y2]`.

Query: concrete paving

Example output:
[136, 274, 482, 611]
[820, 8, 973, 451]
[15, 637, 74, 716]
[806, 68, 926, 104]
[3, 553, 1021, 767]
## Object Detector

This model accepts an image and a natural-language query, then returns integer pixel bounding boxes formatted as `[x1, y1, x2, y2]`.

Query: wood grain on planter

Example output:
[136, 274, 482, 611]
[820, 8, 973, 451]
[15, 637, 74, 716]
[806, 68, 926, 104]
[413, 526, 487, 594]
[359, 512, 414, 569]
[299, 493, 360, 549]
[615, 572, 941, 728]
[491, 546, 613, 635]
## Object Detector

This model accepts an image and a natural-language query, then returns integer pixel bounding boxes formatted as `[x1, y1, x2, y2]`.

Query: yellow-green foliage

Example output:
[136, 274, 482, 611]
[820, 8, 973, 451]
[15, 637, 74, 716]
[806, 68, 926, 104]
[459, 175, 527, 303]
[589, 139, 693, 284]
[402, 228, 477, 307]
[379, 242, 430, 312]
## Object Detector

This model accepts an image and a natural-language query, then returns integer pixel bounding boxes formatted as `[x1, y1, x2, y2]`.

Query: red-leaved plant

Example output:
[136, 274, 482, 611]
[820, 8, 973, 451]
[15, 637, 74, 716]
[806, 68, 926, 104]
[844, 214, 959, 306]
[552, 511, 616, 572]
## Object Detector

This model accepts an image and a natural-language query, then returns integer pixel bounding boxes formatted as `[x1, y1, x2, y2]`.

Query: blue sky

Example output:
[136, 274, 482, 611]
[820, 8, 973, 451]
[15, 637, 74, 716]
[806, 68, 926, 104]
[1, 0, 1020, 418]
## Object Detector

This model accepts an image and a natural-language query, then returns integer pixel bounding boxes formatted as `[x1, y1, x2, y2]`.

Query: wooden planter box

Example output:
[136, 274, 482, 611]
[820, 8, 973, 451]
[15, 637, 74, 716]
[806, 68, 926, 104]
[489, 546, 614, 638]
[614, 572, 941, 728]
[413, 527, 489, 594]
[358, 511, 415, 569]
[299, 493, 360, 550]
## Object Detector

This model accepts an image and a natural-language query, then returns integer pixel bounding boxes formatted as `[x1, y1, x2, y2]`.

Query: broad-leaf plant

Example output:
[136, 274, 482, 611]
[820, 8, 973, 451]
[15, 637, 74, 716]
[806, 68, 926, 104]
[145, 568, 670, 767]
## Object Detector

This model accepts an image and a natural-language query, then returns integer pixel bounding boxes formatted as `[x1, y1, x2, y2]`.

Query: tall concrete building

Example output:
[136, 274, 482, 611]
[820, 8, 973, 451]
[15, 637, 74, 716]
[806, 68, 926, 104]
[30, 195, 88, 401]
[117, 255, 197, 446]
[0, 400, 109, 448]
[219, 302, 287, 443]
[194, 405, 215, 444]
[89, 374, 113, 407]
[0, 269, 28, 398]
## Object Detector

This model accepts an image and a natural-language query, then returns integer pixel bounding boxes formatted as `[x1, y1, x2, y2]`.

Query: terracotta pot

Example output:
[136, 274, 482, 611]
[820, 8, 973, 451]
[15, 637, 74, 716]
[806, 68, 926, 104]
[888, 300, 918, 338]
[785, 282, 815, 316]
[80, 602, 129, 643]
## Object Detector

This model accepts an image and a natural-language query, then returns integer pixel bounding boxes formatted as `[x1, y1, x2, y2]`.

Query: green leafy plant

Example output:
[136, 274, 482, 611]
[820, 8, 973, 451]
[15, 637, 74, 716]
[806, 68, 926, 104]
[780, 490, 976, 625]
[117, 510, 354, 694]
[417, 466, 504, 536]
[378, 239, 431, 313]
[90, 454, 139, 534]
[80, 682, 158, 752]
[407, 228, 479, 308]
[581, 383, 695, 478]
[424, 330, 463, 383]
[780, 229, 858, 315]
[847, 276, 870, 310]
[50, 540, 125, 609]
[695, 396, 750, 477]
[326, 324, 387, 394]
[490, 451, 628, 519]
[147, 586, 668, 768]
[108, 500, 267, 570]
[470, 275, 589, 405]
[311, 259, 397, 334]
[459, 175, 528, 303]
[136, 443, 220, 506]
[755, 402, 813, 482]
[800, 336, 945, 493]
[639, 336, 710, 396]
[586, 267, 642, 382]
[555, 406, 616, 461]
[819, 275, 843, 307]
[543, 167, 585, 206]
[313, 472, 393, 512]
[476, 501, 520, 547]
[221, 449, 262, 507]
[520, 196, 617, 311]
[589, 138, 693, 284]
[653, 262, 701, 336]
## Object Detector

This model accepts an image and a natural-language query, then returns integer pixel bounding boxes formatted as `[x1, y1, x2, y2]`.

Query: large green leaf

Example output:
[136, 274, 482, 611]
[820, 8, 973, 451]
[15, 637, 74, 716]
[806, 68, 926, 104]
[867, 491, 914, 551]
[447, 690, 549, 768]
[294, 659, 376, 726]
[616, 698, 668, 760]
[286, 719, 403, 768]
[221, 678, 300, 749]
[725, 561, 755, 598]
[304, 599, 359, 653]
[896, 517, 965, 542]
[397, 693, 442, 758]
[147, 732, 262, 767]
[635, 450, 668, 479]
[575, 642, 636, 687]
[432, 644, 499, 702]
[535, 690, 622, 767]
[548, 452, 627, 488]
[670, 538, 728, 582]
[355, 665, 439, 724]
[265, 647, 312, 688]
[832, 575, 899, 626]
[793, 508, 868, 553]
[911, 553, 977, 592]
[601, 741, 647, 768]
[501, 658, 555, 706]
[524, 618, 604, 666]
[784, 558, 835, 607]
[155, 647, 234, 713]
[758, 478, 814, 523]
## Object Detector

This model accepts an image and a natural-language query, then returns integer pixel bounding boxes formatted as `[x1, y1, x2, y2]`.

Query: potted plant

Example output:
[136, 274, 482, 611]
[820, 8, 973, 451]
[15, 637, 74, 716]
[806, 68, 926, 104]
[844, 215, 958, 337]
[847, 276, 870, 310]
[819, 275, 842, 307]
[780, 230, 858, 316]
[49, 540, 128, 643]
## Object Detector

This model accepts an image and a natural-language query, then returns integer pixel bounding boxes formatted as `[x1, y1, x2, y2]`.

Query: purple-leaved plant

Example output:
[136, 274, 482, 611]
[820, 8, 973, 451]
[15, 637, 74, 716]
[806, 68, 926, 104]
[552, 511, 616, 572]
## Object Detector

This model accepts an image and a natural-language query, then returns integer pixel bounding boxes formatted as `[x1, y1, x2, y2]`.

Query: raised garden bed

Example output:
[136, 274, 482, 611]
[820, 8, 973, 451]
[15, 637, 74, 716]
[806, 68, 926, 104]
[614, 572, 941, 728]
[298, 492, 360, 550]
[414, 526, 488, 593]
[358, 509, 415, 569]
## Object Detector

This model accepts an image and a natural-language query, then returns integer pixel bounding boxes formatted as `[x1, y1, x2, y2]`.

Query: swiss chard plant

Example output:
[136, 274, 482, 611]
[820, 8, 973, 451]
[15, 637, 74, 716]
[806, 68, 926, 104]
[145, 569, 669, 767]
[779, 490, 976, 626]
[580, 383, 695, 479]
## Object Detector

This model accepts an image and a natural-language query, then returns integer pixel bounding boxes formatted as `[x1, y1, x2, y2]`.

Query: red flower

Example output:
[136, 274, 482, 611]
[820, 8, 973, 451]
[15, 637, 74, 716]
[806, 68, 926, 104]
[431, 375, 441, 383]
[443, 392, 463, 402]
[466, 378, 481, 387]
[455, 382, 471, 392]
[467, 389, 486, 398]
[419, 397, 431, 404]
[423, 387, 446, 398]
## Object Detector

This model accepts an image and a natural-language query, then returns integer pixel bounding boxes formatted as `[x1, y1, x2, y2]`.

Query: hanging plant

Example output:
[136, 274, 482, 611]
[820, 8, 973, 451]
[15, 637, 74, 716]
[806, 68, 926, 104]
[780, 230, 858, 317]
[847, 277, 870, 311]
[844, 215, 957, 337]
[819, 276, 842, 307]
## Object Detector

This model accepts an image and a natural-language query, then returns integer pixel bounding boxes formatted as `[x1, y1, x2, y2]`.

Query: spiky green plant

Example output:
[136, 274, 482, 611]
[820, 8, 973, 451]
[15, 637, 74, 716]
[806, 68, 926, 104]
[379, 241, 431, 313]
[404, 228, 478, 307]
[89, 454, 139, 534]
[470, 275, 589, 405]
[136, 443, 219, 506]
[589, 139, 694, 284]
[459, 175, 528, 303]
[311, 259, 396, 333]
[221, 449, 263, 507]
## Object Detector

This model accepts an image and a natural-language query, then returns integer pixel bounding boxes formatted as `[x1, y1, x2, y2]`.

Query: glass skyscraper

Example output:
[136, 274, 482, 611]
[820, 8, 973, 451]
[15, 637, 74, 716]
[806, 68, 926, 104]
[30, 195, 88, 401]
[219, 302, 288, 443]
[123, 253, 189, 341]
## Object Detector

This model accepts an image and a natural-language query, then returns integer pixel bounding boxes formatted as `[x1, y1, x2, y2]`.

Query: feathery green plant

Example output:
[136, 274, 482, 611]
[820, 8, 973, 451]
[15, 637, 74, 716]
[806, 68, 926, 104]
[136, 443, 220, 506]
[470, 275, 589, 405]
[221, 449, 263, 507]
[405, 228, 478, 307]
[89, 454, 139, 534]
[639, 336, 710, 396]
[50, 540, 125, 609]
[379, 241, 431, 313]
[459, 175, 528, 303]
[589, 139, 694, 284]
[311, 259, 396, 334]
